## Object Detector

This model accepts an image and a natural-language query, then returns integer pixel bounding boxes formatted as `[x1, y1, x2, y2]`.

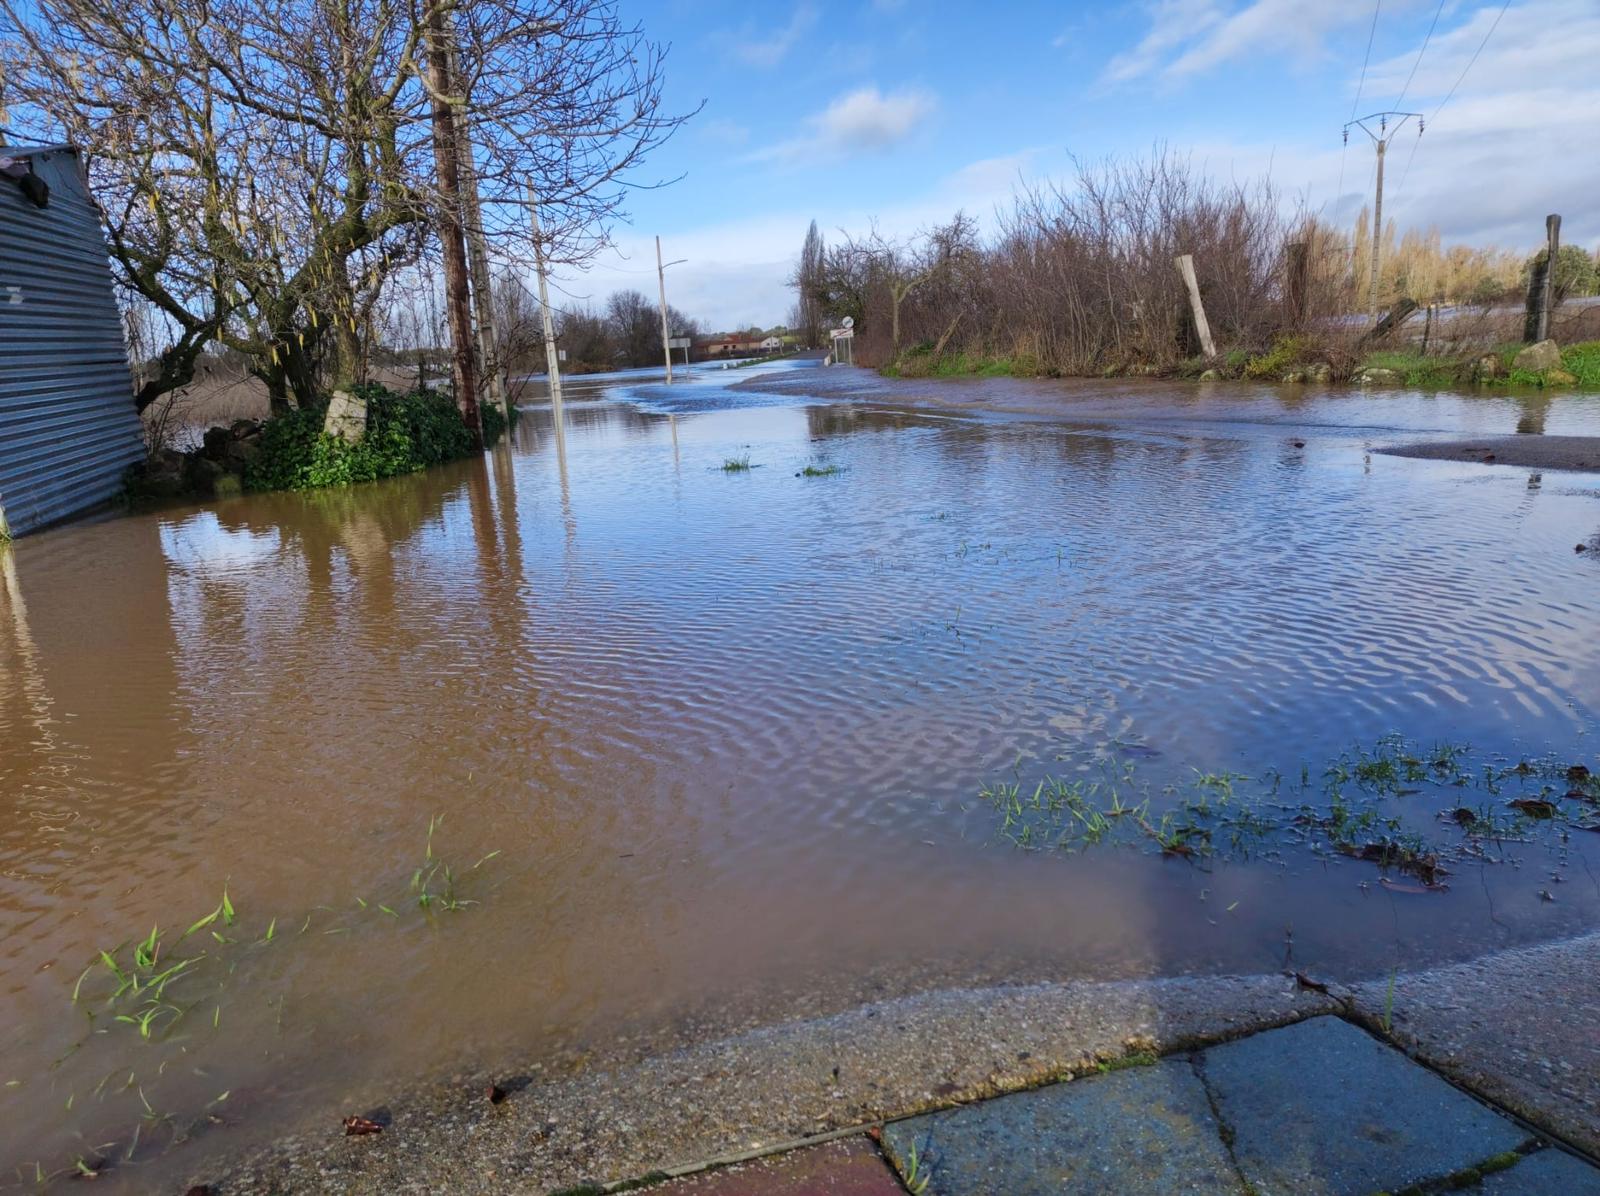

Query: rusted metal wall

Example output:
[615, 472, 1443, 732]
[0, 145, 144, 537]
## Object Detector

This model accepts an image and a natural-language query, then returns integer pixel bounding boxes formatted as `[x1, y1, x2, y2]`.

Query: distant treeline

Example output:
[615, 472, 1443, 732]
[791, 150, 1600, 377]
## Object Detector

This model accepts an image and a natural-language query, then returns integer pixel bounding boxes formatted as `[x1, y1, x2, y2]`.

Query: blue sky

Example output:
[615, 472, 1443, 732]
[566, 0, 1600, 332]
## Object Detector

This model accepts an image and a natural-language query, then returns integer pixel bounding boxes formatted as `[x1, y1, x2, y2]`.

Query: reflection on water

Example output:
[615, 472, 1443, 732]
[2, 361, 1599, 1185]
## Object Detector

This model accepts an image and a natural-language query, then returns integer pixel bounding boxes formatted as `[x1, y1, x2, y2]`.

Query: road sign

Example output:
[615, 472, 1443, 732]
[842, 316, 854, 329]
[667, 337, 691, 349]
[830, 327, 854, 340]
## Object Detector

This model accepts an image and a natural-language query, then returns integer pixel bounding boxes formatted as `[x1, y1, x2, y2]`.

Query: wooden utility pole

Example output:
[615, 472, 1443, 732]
[527, 186, 564, 426]
[448, 41, 508, 425]
[426, 5, 482, 445]
[1344, 111, 1421, 323]
[1174, 254, 1215, 358]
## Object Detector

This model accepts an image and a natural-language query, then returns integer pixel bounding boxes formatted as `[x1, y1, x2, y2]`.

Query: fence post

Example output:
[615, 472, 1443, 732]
[1524, 214, 1561, 343]
[1285, 240, 1309, 329]
[1174, 254, 1216, 358]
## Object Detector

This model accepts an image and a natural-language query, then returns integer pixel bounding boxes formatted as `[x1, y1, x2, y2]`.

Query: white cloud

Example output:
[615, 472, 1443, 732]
[1101, 0, 1225, 82]
[730, 5, 820, 69]
[1103, 0, 1370, 85]
[749, 85, 937, 165]
[815, 85, 935, 145]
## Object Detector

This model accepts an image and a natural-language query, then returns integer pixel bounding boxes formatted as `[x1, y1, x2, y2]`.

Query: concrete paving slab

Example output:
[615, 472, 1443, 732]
[1200, 1016, 1529, 1196]
[644, 1137, 905, 1195]
[209, 973, 1332, 1194]
[1348, 930, 1600, 1159]
[1475, 1148, 1600, 1195]
[879, 1060, 1245, 1196]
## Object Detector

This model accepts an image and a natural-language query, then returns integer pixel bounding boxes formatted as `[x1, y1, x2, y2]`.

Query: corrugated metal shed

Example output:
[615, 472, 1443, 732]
[1, 144, 145, 537]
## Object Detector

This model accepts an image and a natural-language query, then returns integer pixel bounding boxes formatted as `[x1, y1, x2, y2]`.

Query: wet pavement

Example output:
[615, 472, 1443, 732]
[197, 933, 1600, 1194]
[656, 1016, 1600, 1196]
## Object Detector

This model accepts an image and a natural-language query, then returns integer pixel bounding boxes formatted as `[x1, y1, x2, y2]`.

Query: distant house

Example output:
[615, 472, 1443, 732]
[698, 334, 765, 358]
[759, 335, 783, 352]
[0, 145, 144, 537]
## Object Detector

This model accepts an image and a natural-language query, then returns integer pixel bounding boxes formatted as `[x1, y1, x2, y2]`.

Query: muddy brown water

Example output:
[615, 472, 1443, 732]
[3, 359, 1599, 1187]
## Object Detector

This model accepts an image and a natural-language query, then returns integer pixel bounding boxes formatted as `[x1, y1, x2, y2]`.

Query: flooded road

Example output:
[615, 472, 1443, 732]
[3, 359, 1599, 1186]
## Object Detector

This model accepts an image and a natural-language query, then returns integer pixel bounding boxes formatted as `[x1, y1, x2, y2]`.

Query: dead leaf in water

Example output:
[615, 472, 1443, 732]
[1379, 877, 1443, 895]
[1510, 798, 1557, 819]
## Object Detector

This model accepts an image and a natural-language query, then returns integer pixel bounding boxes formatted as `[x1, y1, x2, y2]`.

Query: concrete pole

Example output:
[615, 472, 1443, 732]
[1368, 137, 1386, 323]
[1174, 254, 1216, 358]
[656, 236, 674, 384]
[527, 186, 564, 428]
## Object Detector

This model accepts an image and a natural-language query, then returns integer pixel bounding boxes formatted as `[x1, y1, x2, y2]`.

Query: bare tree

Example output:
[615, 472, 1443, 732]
[1, 0, 694, 419]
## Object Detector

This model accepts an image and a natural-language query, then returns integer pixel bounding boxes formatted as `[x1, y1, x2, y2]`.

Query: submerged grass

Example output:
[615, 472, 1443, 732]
[977, 735, 1596, 885]
[36, 817, 502, 1181]
[797, 463, 844, 477]
[720, 455, 753, 472]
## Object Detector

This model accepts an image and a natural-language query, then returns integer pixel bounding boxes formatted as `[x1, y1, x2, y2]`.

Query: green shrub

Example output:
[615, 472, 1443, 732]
[1243, 335, 1310, 380]
[243, 387, 476, 493]
[1561, 340, 1600, 387]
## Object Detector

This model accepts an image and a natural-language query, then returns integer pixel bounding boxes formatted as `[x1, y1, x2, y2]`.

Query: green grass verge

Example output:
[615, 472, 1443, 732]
[1360, 351, 1468, 388]
[884, 349, 1046, 379]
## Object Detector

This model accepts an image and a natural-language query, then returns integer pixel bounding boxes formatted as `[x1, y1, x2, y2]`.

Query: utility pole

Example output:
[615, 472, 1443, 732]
[448, 38, 508, 425]
[426, 5, 482, 445]
[1344, 111, 1422, 323]
[527, 185, 564, 427]
[655, 236, 687, 383]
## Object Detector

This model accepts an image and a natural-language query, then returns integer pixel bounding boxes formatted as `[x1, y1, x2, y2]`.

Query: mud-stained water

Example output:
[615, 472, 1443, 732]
[3, 359, 1599, 1187]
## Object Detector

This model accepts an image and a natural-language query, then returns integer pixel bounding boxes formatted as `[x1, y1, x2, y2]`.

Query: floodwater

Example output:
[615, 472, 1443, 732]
[3, 358, 1599, 1186]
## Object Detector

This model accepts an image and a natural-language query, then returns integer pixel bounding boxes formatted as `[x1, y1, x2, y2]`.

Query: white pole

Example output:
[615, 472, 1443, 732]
[656, 235, 673, 384]
[527, 185, 564, 427]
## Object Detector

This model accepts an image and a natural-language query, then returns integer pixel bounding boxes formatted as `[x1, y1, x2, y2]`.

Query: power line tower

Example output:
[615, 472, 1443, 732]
[1344, 110, 1423, 321]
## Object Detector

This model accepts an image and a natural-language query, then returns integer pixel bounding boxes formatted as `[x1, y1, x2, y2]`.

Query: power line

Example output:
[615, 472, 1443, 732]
[1349, 0, 1383, 121]
[1428, 0, 1511, 123]
[1338, 0, 1384, 202]
[1394, 0, 1512, 196]
[1393, 0, 1446, 110]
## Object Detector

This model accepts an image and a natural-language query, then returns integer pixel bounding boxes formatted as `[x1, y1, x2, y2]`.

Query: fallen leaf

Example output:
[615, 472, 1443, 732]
[343, 1116, 384, 1136]
[1291, 971, 1329, 994]
[1379, 877, 1441, 895]
[1510, 798, 1557, 819]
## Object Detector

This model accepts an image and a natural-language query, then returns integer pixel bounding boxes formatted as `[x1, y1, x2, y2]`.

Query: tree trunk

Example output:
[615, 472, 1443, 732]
[426, 9, 483, 447]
